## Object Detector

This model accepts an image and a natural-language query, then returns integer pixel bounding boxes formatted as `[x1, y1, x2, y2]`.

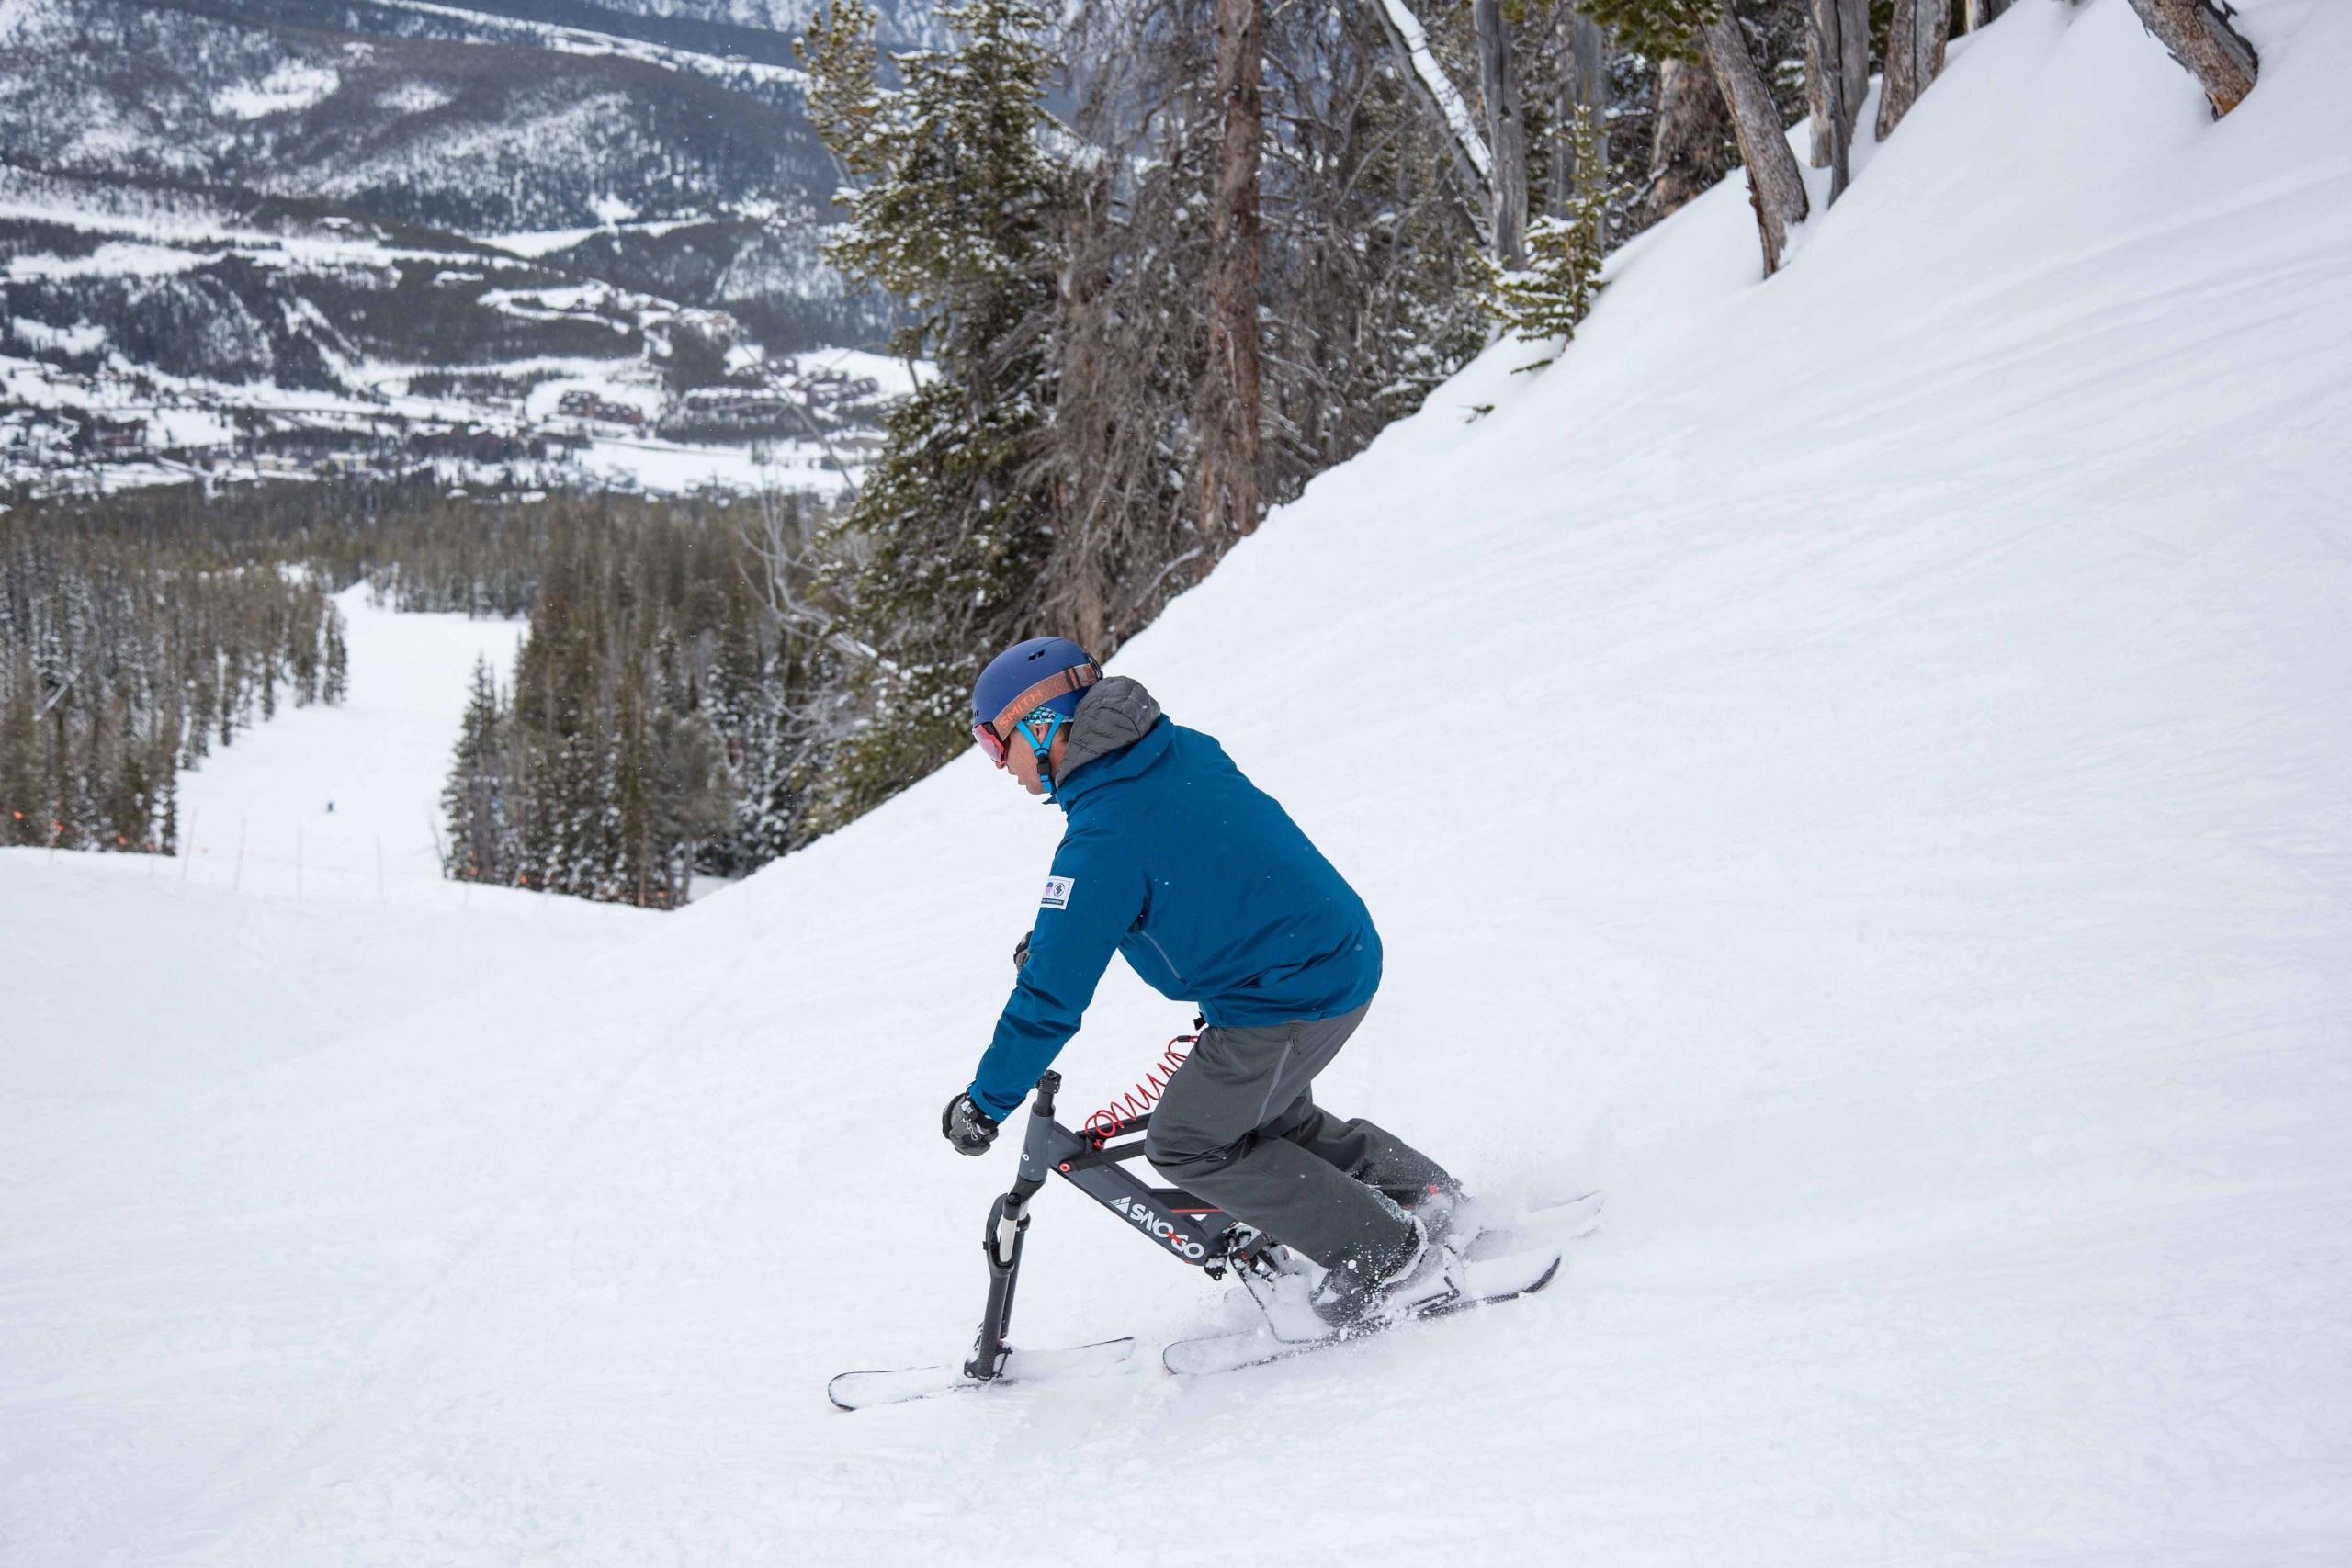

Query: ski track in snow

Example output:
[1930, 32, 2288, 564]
[5, 1, 2352, 1562]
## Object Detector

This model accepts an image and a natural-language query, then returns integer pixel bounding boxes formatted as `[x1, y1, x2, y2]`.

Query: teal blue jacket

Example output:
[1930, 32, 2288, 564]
[967, 716, 1382, 1119]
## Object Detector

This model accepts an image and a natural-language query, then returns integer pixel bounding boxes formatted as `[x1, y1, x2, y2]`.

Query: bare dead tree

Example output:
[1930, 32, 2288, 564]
[1698, 6, 1808, 273]
[1646, 52, 1735, 224]
[1196, 0, 1265, 556]
[1475, 0, 1530, 268]
[1259, 0, 1488, 476]
[1047, 0, 1482, 649]
[1877, 0, 1951, 141]
[1560, 9, 1611, 210]
[1366, 0, 1495, 248]
[740, 480, 835, 637]
[1838, 0, 1867, 146]
[1964, 0, 2011, 29]
[1805, 0, 1853, 202]
[2125, 0, 2258, 116]
[1046, 37, 1215, 649]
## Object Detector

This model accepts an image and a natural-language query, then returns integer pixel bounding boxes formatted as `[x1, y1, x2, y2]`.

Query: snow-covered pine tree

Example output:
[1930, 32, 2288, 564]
[616, 657, 655, 906]
[799, 0, 1064, 830]
[1483, 115, 1611, 357]
[442, 656, 514, 885]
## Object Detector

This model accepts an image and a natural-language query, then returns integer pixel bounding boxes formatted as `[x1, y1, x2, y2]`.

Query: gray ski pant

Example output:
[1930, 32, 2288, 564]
[1142, 1001, 1453, 1270]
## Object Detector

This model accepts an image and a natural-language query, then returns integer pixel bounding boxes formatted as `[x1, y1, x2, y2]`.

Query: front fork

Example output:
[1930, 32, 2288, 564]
[962, 1075, 1058, 1380]
[963, 1067, 1254, 1381]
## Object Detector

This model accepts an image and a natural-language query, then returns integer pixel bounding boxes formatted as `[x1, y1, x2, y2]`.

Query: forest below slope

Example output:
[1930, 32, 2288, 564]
[0, 480, 847, 905]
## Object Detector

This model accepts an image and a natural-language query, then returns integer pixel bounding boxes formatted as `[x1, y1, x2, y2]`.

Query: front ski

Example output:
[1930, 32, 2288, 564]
[829, 1336, 1136, 1410]
[1161, 1247, 1563, 1378]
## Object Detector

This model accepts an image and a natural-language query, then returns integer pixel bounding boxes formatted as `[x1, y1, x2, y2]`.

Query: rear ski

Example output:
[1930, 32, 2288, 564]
[1163, 1244, 1566, 1378]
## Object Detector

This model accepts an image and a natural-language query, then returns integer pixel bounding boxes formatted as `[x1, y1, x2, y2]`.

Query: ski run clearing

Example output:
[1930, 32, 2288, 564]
[6, 2, 2350, 1562]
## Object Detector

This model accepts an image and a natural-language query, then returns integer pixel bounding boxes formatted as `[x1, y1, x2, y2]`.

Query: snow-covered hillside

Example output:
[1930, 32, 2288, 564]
[6, 2, 2349, 1562]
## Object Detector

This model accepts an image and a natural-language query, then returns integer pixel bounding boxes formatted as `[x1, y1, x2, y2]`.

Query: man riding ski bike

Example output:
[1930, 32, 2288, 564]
[941, 636, 1464, 1328]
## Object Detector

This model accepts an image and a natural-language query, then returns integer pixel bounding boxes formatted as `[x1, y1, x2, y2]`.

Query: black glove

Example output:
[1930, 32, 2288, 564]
[942, 1092, 1001, 1156]
[1012, 931, 1032, 972]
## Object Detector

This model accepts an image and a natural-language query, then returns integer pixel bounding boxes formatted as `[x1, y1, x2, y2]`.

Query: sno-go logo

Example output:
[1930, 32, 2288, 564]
[1107, 1195, 1206, 1259]
[1040, 875, 1075, 910]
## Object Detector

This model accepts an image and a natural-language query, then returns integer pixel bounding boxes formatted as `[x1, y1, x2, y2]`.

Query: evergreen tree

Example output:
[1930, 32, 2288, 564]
[1482, 116, 1612, 357]
[322, 611, 348, 705]
[801, 0, 1065, 829]
[616, 660, 654, 905]
[442, 657, 514, 883]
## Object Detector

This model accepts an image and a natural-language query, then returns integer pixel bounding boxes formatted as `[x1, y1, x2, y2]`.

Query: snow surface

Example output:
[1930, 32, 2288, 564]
[4, 240, 215, 281]
[209, 62, 342, 122]
[6, 1, 2352, 1562]
[362, 0, 807, 88]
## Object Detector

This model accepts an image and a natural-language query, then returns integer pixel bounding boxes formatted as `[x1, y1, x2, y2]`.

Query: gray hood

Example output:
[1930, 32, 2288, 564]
[1057, 675, 1161, 781]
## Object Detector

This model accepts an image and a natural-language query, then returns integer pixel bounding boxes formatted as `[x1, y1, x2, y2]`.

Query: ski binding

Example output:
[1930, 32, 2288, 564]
[1162, 1242, 1566, 1378]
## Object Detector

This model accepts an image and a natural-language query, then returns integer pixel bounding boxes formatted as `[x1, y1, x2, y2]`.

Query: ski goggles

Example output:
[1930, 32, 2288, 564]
[972, 717, 1014, 766]
[972, 660, 1103, 765]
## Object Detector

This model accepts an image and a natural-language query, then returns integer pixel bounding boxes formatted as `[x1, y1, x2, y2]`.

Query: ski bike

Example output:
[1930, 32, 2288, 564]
[829, 1044, 1596, 1409]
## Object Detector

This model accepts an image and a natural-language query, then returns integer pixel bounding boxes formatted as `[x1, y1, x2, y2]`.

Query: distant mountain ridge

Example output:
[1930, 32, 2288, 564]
[2, 0, 826, 236]
[0, 0, 924, 491]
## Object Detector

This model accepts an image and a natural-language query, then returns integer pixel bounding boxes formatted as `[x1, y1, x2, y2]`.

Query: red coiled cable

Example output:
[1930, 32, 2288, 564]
[1083, 1033, 1196, 1142]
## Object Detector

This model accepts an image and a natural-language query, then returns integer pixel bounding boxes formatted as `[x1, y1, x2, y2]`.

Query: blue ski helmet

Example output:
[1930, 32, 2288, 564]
[972, 637, 1101, 731]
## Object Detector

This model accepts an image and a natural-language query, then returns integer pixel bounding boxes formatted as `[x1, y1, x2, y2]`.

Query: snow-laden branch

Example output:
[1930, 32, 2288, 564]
[1373, 0, 1491, 183]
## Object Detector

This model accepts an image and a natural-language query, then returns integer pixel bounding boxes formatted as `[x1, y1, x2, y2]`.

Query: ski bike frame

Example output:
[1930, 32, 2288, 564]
[964, 1067, 1262, 1381]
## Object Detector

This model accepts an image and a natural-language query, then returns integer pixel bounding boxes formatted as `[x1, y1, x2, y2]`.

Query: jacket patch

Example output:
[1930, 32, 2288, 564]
[1039, 875, 1075, 910]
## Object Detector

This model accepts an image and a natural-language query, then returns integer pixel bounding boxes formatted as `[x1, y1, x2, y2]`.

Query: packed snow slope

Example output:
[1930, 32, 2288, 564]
[6, 1, 2352, 1561]
[1, 592, 628, 1101]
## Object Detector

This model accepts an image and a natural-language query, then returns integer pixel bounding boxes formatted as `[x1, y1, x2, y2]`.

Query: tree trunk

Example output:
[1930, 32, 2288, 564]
[1806, 0, 1851, 201]
[1557, 10, 1609, 212]
[2125, 0, 2258, 116]
[1839, 0, 1870, 141]
[1876, 0, 1951, 140]
[1645, 53, 1734, 225]
[1806, 3, 1832, 166]
[1965, 0, 2012, 30]
[1699, 9, 1810, 276]
[1475, 0, 1528, 269]
[1197, 0, 1263, 552]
